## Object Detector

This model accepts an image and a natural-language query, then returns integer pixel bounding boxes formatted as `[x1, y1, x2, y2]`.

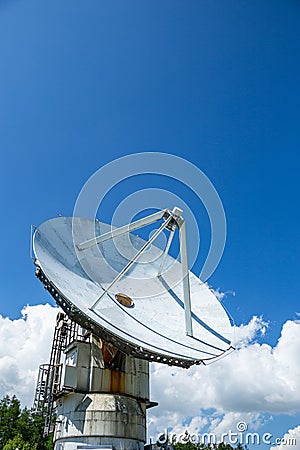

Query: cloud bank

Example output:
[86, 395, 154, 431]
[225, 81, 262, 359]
[0, 304, 299, 444]
[148, 316, 300, 438]
[271, 425, 300, 450]
[0, 304, 58, 405]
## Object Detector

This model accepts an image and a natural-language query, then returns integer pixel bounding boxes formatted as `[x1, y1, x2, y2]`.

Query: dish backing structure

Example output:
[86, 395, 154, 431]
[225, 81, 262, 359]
[32, 208, 234, 450]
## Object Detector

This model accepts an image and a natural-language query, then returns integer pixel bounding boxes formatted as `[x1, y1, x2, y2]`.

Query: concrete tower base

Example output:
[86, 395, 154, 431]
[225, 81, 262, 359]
[54, 393, 146, 450]
[52, 335, 155, 450]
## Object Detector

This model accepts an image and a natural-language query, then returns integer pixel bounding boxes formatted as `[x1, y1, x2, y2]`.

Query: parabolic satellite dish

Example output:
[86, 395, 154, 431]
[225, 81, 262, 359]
[33, 208, 234, 368]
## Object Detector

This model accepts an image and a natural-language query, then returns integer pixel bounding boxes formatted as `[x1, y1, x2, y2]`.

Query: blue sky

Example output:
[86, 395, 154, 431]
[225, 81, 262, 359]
[0, 0, 300, 447]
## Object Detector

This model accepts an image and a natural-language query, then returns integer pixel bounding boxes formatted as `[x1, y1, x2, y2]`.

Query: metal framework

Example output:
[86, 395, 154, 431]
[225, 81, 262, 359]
[33, 313, 85, 435]
[78, 207, 193, 336]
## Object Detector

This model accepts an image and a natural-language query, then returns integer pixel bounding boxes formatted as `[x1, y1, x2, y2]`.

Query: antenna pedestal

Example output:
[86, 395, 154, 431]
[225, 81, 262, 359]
[52, 333, 155, 450]
[54, 393, 147, 450]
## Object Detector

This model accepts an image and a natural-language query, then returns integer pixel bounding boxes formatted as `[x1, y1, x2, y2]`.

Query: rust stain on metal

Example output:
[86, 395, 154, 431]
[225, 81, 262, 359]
[101, 341, 118, 366]
[110, 370, 126, 393]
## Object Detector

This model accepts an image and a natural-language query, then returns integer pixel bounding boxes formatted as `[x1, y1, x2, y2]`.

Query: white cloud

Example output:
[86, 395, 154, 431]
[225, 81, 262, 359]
[208, 411, 263, 438]
[148, 317, 300, 439]
[0, 304, 58, 406]
[210, 288, 236, 303]
[0, 303, 299, 448]
[271, 425, 300, 450]
[233, 315, 268, 347]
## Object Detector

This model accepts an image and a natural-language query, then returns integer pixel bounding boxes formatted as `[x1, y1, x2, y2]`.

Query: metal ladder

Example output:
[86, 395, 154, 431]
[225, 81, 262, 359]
[33, 313, 82, 435]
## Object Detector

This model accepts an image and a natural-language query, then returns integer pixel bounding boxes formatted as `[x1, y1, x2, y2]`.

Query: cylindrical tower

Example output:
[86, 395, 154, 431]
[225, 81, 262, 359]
[53, 335, 154, 450]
